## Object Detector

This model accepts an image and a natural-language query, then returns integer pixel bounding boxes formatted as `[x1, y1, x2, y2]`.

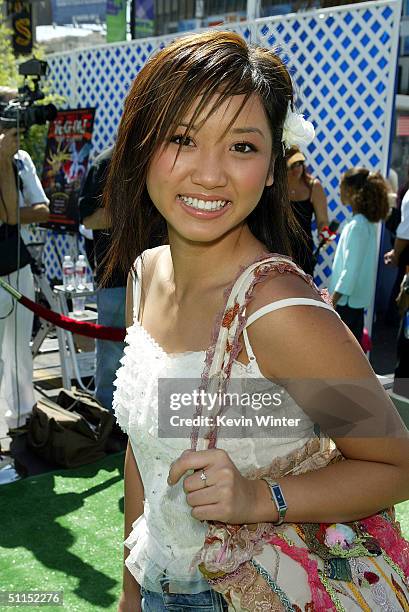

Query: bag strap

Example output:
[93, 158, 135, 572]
[192, 254, 319, 450]
[208, 254, 311, 380]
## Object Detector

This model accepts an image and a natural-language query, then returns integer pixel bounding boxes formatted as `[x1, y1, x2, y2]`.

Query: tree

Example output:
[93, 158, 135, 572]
[0, 0, 18, 87]
[0, 2, 64, 169]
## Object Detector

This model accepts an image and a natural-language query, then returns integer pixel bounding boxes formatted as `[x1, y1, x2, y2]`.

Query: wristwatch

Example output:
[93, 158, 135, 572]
[261, 477, 288, 526]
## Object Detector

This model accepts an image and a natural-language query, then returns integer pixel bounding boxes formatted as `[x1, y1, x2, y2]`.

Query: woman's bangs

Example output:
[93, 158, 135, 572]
[160, 74, 256, 149]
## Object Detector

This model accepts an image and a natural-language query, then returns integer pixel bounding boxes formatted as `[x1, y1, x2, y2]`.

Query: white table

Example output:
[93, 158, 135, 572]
[53, 284, 97, 391]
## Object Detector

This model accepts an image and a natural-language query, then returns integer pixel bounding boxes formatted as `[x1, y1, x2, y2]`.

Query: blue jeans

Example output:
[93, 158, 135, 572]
[95, 286, 126, 411]
[140, 586, 228, 611]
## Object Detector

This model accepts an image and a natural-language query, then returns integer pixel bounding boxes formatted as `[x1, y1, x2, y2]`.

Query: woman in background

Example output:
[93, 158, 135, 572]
[286, 145, 329, 276]
[330, 167, 389, 342]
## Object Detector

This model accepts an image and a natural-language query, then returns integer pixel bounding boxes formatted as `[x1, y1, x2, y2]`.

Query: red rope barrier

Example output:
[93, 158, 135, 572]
[19, 295, 126, 341]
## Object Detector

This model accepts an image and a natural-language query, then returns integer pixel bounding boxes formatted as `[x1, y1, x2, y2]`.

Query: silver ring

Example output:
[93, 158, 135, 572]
[200, 469, 208, 487]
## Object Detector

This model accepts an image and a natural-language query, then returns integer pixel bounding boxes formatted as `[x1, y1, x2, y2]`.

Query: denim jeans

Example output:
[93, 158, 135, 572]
[140, 585, 228, 611]
[95, 286, 126, 411]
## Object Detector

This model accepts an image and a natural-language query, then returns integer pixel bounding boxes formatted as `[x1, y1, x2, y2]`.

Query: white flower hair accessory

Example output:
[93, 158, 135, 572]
[282, 104, 315, 150]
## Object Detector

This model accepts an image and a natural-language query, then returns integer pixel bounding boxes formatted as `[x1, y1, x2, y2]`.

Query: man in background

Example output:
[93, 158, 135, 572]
[79, 146, 127, 411]
[385, 186, 409, 397]
[0, 87, 49, 444]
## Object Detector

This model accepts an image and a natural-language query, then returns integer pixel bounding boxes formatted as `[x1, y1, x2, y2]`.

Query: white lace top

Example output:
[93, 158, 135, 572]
[112, 255, 337, 594]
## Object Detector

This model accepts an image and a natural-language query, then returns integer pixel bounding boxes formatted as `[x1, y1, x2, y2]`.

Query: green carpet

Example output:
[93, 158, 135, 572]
[1, 452, 409, 611]
[0, 453, 125, 611]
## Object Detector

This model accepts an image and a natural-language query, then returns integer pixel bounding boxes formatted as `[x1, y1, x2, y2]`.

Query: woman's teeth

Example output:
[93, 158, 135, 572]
[179, 195, 228, 211]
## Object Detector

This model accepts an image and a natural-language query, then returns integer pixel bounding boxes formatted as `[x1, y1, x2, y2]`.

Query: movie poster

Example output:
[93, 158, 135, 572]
[41, 108, 95, 232]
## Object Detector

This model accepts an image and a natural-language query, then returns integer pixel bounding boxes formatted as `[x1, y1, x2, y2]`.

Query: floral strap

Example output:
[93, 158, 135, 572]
[190, 253, 329, 451]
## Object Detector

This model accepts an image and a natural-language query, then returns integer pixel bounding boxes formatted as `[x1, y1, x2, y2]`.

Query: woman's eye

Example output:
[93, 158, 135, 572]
[170, 134, 194, 147]
[232, 142, 257, 154]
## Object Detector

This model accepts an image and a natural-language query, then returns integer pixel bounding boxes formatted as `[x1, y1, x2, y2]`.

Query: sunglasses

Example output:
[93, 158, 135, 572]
[289, 161, 304, 169]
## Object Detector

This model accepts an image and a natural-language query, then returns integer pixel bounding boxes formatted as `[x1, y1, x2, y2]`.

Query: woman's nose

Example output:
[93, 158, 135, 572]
[190, 150, 228, 189]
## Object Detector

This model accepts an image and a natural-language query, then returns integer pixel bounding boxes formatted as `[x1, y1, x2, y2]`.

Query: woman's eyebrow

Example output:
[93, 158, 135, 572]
[230, 127, 265, 139]
[175, 123, 265, 140]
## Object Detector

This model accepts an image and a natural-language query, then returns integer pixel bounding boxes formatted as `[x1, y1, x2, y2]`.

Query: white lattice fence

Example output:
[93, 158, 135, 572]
[42, 0, 400, 290]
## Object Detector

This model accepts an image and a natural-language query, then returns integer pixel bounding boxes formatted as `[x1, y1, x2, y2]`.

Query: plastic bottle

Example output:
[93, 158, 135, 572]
[72, 254, 87, 315]
[62, 255, 75, 291]
[75, 254, 87, 291]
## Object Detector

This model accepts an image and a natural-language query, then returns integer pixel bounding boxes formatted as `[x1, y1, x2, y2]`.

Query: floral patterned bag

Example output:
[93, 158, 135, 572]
[191, 255, 409, 612]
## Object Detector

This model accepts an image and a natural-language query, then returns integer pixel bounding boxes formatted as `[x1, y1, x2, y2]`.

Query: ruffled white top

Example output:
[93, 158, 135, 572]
[112, 257, 325, 594]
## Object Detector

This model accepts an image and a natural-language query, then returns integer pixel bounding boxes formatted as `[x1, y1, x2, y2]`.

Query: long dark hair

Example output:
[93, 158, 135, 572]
[342, 167, 389, 223]
[102, 31, 298, 283]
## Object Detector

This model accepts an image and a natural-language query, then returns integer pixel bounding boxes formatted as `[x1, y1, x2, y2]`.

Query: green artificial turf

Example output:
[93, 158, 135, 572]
[0, 453, 125, 611]
[1, 452, 409, 611]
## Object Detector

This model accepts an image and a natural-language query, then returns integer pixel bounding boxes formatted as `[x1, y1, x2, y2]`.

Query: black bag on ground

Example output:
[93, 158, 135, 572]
[27, 390, 115, 468]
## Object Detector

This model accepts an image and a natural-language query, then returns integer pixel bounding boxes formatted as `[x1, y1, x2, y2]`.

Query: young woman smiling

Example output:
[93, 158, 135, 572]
[105, 31, 409, 612]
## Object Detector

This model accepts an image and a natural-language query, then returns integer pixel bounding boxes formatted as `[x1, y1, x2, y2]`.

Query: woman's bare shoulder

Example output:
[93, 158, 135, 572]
[311, 177, 326, 195]
[126, 246, 168, 325]
[245, 269, 326, 318]
[140, 245, 168, 268]
[245, 271, 369, 379]
[139, 245, 169, 282]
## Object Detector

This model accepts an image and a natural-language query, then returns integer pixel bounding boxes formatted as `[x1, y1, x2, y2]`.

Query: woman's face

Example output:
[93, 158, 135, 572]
[340, 179, 351, 206]
[146, 93, 274, 245]
[287, 160, 304, 181]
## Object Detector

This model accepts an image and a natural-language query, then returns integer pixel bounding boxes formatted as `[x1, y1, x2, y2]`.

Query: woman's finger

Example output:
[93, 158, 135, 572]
[186, 485, 219, 508]
[191, 502, 225, 522]
[168, 448, 223, 485]
[183, 467, 215, 493]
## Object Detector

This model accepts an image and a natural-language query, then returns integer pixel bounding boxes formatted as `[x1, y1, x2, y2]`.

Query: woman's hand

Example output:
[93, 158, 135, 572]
[384, 249, 399, 266]
[167, 449, 271, 524]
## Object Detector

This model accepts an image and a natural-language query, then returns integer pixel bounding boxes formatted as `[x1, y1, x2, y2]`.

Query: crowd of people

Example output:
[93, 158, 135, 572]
[1, 31, 409, 612]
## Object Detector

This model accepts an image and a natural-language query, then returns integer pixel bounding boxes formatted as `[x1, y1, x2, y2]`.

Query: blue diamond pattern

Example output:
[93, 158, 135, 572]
[43, 3, 397, 288]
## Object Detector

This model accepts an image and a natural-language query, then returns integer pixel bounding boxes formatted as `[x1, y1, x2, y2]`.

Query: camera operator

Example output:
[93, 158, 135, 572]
[0, 87, 50, 444]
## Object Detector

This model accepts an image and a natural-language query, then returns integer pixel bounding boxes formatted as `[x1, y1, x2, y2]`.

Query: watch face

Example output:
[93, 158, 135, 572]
[272, 484, 287, 509]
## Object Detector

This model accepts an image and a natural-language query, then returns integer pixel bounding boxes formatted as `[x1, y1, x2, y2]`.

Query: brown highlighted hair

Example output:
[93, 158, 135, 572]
[342, 167, 389, 223]
[102, 31, 296, 283]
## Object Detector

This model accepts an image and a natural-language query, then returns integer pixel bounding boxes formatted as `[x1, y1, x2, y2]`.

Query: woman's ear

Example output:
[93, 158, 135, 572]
[265, 159, 275, 187]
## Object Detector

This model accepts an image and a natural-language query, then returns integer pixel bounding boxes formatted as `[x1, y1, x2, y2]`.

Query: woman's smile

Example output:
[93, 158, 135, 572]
[176, 194, 232, 218]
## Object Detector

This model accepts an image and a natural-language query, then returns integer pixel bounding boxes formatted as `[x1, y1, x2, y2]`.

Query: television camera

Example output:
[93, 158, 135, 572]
[0, 58, 57, 131]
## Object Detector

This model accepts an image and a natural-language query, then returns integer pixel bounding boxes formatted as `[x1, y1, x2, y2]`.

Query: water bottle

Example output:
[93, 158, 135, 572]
[72, 254, 87, 315]
[62, 255, 75, 291]
[75, 254, 87, 291]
